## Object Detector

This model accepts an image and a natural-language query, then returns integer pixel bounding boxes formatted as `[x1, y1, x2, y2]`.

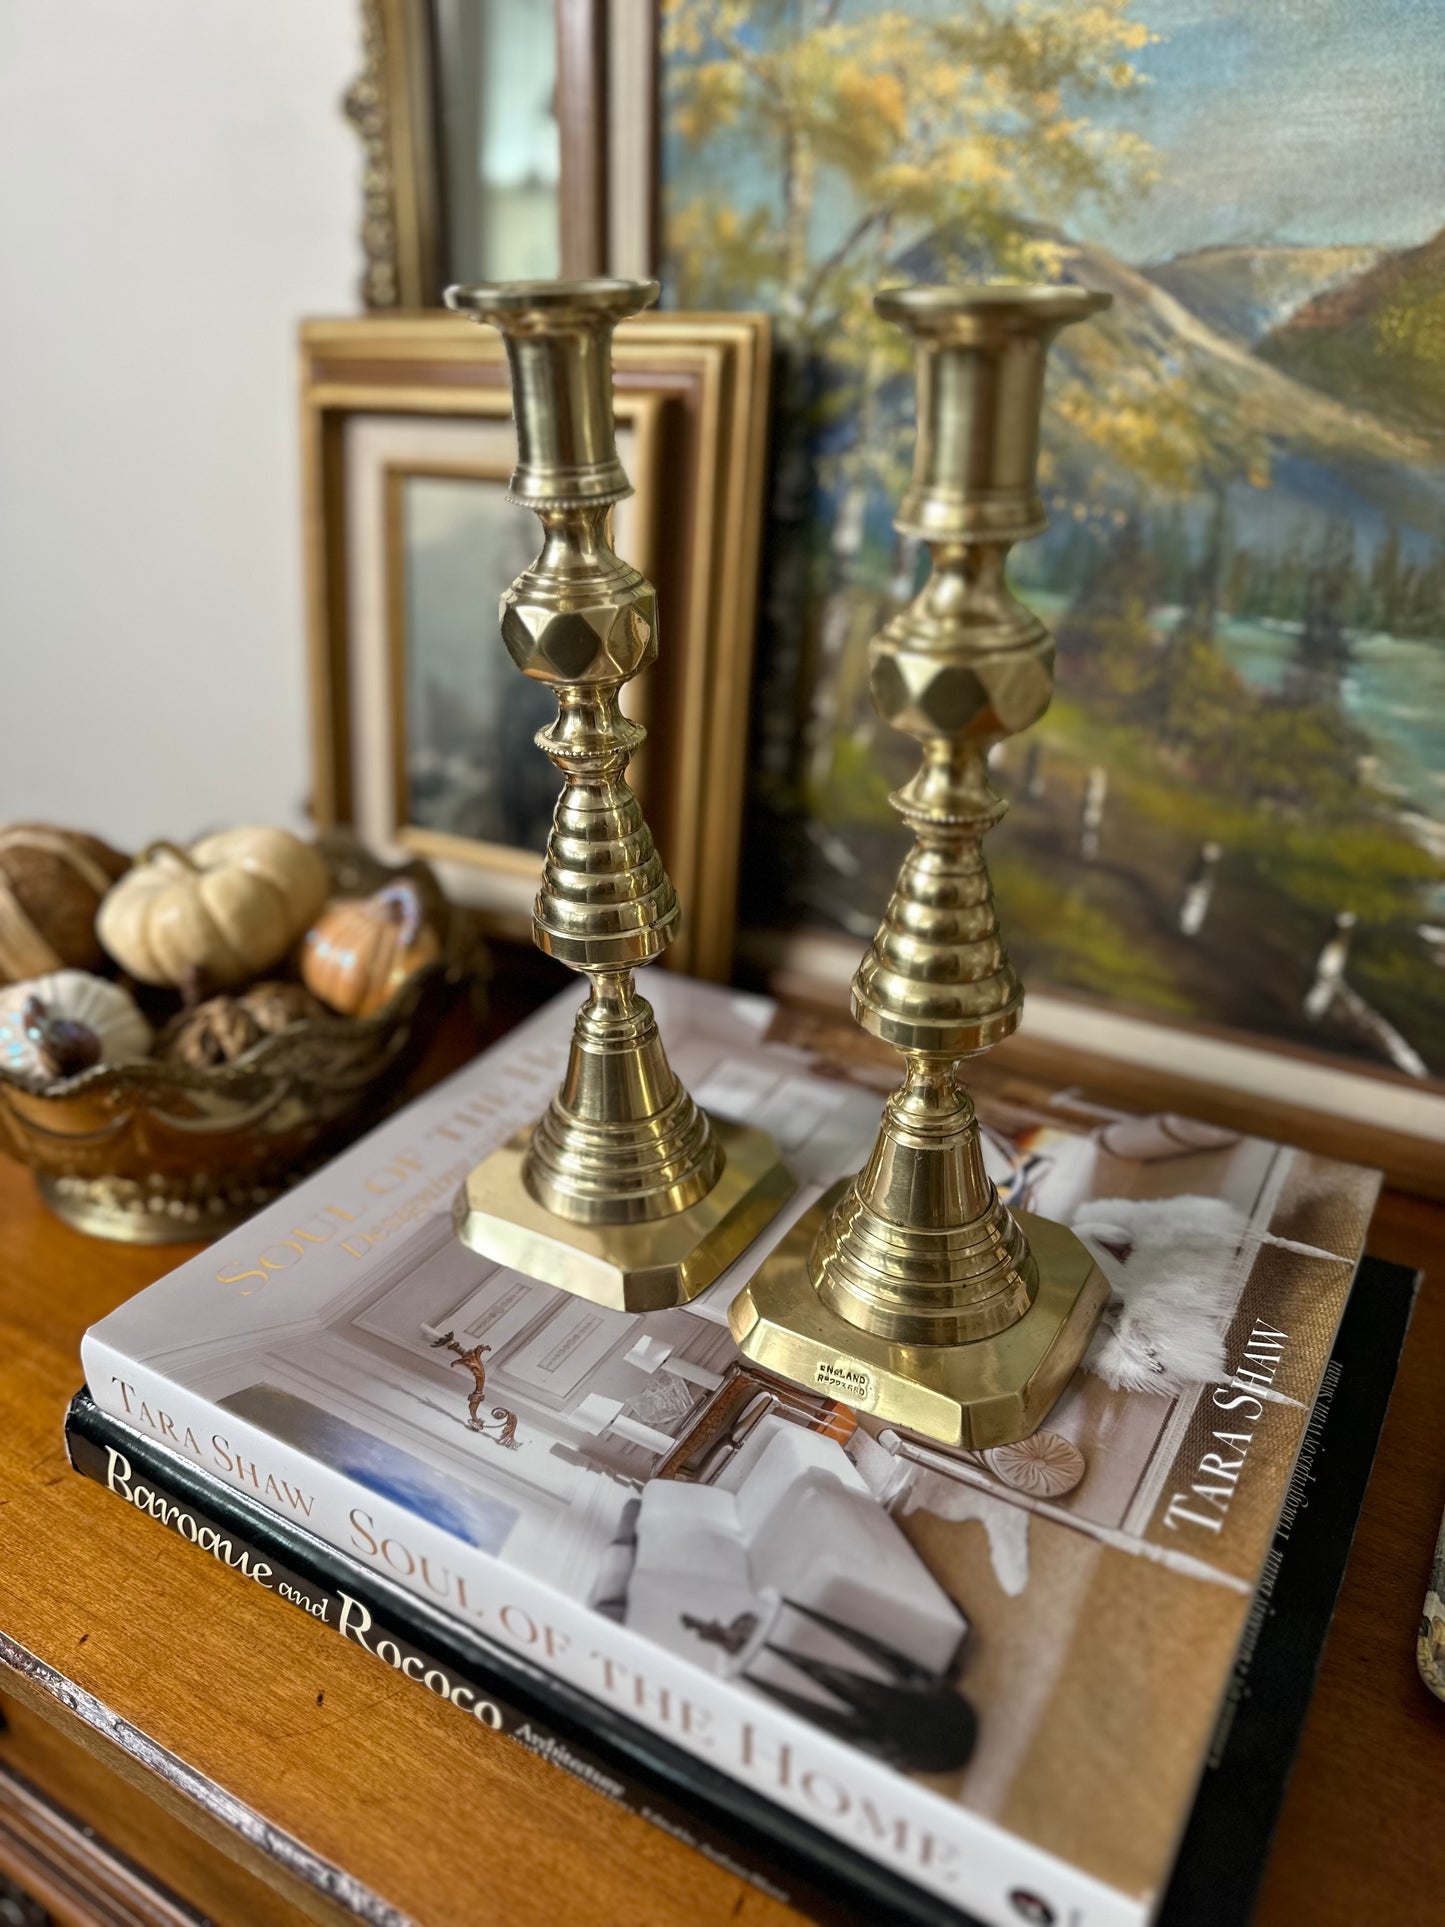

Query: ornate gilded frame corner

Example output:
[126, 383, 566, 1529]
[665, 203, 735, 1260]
[345, 0, 442, 311]
[346, 0, 649, 307]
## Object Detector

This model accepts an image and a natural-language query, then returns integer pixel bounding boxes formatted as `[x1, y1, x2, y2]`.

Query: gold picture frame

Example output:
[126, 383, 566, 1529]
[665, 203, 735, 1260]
[347, 0, 656, 306]
[300, 311, 771, 980]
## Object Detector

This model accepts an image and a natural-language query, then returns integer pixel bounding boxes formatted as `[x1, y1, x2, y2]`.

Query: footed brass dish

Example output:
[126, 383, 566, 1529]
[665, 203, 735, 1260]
[0, 844, 485, 1242]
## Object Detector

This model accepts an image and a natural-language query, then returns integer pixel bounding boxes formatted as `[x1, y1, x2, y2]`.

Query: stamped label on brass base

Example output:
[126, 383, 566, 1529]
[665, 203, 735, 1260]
[814, 1359, 874, 1404]
[730, 1185, 1110, 1450]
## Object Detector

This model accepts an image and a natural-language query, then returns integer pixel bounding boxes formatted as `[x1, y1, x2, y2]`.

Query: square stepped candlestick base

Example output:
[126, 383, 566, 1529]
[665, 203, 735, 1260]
[455, 1116, 795, 1314]
[728, 1184, 1109, 1450]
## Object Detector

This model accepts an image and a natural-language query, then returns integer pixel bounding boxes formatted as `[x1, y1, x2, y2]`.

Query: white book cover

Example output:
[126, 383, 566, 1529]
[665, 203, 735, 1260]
[82, 976, 1379, 1927]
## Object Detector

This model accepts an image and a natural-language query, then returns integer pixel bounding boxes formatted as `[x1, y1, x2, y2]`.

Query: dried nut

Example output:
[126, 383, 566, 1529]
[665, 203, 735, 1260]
[159, 982, 326, 1069]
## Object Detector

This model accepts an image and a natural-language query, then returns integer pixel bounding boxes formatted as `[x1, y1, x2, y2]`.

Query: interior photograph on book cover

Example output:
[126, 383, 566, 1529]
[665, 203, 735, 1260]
[81, 980, 1379, 1918]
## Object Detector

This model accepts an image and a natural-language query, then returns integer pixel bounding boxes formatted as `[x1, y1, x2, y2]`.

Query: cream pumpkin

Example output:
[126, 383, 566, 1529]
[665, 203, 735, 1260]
[97, 829, 329, 989]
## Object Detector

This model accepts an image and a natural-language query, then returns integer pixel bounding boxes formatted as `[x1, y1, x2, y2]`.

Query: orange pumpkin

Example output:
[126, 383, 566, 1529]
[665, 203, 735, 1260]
[301, 881, 442, 1017]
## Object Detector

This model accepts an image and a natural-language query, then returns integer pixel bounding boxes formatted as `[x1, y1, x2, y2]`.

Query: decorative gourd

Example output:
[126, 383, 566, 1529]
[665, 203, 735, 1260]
[0, 970, 152, 1083]
[0, 824, 130, 983]
[158, 981, 326, 1070]
[302, 881, 443, 1017]
[97, 828, 329, 990]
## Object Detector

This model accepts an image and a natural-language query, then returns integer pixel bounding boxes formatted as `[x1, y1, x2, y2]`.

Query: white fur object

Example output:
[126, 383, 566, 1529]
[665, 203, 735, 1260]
[899, 1473, 1032, 1597]
[1070, 1195, 1244, 1396]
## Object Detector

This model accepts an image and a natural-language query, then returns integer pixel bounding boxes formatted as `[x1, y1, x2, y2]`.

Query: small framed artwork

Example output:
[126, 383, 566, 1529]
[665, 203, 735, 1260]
[349, 394, 663, 924]
[300, 311, 771, 980]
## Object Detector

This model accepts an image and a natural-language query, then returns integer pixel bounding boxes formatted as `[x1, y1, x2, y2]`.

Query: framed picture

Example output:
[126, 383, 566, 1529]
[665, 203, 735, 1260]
[299, 311, 771, 980]
[347, 0, 657, 307]
[345, 396, 663, 913]
[652, 2, 1445, 1189]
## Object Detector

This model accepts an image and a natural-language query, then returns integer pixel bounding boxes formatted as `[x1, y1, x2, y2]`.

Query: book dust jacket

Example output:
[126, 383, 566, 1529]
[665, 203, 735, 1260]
[82, 978, 1378, 1927]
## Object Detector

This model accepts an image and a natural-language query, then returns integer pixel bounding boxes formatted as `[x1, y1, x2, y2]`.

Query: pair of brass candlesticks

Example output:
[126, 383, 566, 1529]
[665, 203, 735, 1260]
[449, 274, 1112, 1450]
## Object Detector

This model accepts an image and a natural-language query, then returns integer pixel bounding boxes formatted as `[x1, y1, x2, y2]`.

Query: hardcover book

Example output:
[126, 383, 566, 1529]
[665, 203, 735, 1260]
[80, 978, 1385, 1927]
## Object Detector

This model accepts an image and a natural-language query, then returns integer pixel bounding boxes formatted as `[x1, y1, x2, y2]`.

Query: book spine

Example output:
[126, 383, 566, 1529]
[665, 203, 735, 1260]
[79, 1336, 1137, 1927]
[65, 1397, 865, 1927]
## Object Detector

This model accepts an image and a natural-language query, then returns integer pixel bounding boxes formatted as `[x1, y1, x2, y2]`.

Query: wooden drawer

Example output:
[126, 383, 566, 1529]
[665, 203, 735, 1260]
[0, 1695, 313, 1927]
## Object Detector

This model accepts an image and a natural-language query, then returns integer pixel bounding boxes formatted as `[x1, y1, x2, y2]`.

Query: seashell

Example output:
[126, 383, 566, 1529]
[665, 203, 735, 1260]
[0, 969, 151, 1084]
[983, 1430, 1085, 1498]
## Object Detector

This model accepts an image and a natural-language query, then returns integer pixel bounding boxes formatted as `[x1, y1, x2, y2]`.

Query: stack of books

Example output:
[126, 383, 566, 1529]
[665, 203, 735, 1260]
[71, 978, 1413, 1927]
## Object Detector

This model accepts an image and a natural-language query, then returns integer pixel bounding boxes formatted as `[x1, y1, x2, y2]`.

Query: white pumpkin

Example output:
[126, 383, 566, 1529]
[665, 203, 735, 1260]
[0, 969, 152, 1082]
[97, 828, 329, 989]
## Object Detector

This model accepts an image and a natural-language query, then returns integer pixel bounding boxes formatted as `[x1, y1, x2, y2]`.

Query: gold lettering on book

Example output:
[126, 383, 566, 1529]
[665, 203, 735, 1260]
[364, 1151, 426, 1197]
[213, 1203, 360, 1293]
[426, 1094, 507, 1145]
[211, 1089, 540, 1293]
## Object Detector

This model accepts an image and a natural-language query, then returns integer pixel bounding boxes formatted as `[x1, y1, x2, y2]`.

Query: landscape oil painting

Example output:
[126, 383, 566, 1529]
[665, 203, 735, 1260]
[659, 0, 1445, 1084]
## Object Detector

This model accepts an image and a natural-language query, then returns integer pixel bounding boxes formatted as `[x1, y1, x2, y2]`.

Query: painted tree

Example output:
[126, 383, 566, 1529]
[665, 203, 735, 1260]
[662, 0, 1256, 791]
[660, 1, 1245, 495]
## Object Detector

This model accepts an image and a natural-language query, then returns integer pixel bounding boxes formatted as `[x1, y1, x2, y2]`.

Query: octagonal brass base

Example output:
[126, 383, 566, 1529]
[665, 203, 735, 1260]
[728, 1182, 1108, 1450]
[455, 1115, 795, 1313]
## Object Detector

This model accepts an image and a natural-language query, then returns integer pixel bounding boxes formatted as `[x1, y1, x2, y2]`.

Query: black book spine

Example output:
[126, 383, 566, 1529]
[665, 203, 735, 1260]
[1156, 1251, 1419, 1927]
[65, 1390, 972, 1927]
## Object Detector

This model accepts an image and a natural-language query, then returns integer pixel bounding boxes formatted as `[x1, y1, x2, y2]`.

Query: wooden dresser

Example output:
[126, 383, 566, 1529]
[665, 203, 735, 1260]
[1, 977, 1442, 1927]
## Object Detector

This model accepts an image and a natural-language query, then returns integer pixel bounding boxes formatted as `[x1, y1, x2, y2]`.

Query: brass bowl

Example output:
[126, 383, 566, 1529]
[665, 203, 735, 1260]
[0, 845, 487, 1242]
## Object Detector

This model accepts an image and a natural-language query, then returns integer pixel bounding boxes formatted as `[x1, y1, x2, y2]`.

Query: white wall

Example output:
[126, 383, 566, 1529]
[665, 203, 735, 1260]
[0, 1, 361, 847]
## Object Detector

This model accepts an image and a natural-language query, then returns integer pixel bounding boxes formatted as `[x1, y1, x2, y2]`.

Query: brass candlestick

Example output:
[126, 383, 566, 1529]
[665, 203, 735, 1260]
[730, 285, 1112, 1449]
[446, 278, 792, 1312]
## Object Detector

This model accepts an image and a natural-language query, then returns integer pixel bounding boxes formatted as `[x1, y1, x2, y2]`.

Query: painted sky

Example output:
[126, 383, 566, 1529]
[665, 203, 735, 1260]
[663, 1, 1445, 267]
[1078, 0, 1445, 260]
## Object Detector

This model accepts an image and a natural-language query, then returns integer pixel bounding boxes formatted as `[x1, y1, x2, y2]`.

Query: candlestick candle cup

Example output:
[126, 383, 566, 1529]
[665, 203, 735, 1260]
[729, 284, 1113, 1448]
[445, 279, 793, 1312]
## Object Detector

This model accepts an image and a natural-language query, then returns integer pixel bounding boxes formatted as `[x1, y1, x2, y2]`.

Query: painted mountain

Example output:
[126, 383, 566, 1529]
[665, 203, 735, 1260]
[1148, 246, 1383, 347]
[1014, 229, 1445, 557]
[659, 0, 1445, 1085]
[1258, 228, 1445, 435]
